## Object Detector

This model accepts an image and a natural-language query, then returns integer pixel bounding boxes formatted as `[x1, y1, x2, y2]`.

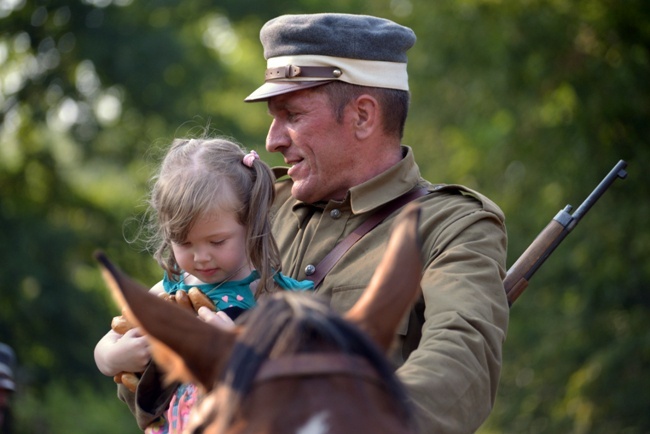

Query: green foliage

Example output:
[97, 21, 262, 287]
[12, 380, 140, 434]
[1, 0, 648, 432]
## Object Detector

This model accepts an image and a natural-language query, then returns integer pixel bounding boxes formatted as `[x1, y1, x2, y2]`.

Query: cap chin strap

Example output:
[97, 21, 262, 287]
[266, 54, 409, 90]
[265, 65, 343, 81]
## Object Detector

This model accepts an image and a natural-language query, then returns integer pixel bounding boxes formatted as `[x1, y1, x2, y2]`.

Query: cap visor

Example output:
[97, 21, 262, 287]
[244, 80, 332, 102]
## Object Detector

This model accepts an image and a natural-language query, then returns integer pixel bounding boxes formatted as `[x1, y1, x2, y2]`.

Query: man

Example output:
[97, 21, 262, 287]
[114, 13, 508, 434]
[0, 343, 16, 433]
[244, 13, 509, 433]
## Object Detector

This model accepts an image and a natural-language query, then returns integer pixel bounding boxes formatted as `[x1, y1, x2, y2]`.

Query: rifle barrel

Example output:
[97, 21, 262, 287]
[505, 159, 628, 305]
[568, 160, 628, 228]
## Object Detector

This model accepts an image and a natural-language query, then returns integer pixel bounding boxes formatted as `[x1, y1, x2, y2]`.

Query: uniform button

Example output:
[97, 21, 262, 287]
[305, 264, 316, 276]
[330, 209, 341, 219]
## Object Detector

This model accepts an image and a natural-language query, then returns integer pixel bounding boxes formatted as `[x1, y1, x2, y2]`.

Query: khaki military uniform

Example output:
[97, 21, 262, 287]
[271, 146, 509, 433]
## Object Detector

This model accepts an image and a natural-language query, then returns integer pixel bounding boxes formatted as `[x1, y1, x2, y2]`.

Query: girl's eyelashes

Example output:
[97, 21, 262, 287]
[172, 239, 224, 247]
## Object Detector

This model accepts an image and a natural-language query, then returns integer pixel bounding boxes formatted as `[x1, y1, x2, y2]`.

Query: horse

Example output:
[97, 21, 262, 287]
[96, 202, 423, 434]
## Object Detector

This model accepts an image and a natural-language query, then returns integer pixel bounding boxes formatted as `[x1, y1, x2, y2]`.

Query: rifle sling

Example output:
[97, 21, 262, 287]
[306, 187, 429, 288]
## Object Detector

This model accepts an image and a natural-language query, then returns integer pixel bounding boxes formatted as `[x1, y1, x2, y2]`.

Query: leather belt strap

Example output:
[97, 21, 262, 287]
[265, 65, 342, 81]
[306, 187, 429, 288]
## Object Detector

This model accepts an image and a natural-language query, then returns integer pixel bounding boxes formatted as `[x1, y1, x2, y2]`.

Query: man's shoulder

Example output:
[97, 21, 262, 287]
[420, 183, 505, 221]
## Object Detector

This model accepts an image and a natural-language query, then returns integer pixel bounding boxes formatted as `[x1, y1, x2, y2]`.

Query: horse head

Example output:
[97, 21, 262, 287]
[96, 202, 423, 433]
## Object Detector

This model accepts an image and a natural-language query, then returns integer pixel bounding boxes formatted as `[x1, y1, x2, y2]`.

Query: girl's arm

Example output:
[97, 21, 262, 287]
[93, 280, 165, 376]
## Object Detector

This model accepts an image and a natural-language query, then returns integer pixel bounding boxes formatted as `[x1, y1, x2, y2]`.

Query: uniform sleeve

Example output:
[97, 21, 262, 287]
[396, 198, 509, 433]
[116, 361, 178, 430]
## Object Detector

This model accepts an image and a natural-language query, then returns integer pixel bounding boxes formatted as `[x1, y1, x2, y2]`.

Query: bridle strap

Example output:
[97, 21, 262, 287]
[255, 353, 381, 385]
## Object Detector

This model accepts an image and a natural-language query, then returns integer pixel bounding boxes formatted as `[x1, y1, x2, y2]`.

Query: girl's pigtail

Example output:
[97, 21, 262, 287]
[244, 151, 281, 295]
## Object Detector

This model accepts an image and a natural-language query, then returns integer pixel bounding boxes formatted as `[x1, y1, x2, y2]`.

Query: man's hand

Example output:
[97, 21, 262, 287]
[197, 306, 236, 329]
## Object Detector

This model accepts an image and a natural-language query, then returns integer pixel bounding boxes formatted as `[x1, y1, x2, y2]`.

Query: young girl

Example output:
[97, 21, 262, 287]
[94, 137, 313, 433]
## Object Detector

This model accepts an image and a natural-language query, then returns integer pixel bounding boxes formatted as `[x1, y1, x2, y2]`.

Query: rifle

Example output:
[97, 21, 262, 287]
[504, 160, 628, 306]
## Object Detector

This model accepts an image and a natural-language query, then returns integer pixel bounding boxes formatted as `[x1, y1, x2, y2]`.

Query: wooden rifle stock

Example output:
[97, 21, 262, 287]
[504, 160, 628, 306]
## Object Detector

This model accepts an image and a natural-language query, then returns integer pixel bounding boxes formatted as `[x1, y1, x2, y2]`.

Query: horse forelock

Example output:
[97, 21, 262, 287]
[219, 294, 342, 395]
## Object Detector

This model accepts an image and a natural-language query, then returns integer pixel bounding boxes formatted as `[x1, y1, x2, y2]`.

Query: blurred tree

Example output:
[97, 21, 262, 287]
[0, 0, 647, 432]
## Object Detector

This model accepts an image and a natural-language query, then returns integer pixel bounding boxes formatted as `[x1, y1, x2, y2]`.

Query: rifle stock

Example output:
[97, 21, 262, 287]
[504, 160, 628, 306]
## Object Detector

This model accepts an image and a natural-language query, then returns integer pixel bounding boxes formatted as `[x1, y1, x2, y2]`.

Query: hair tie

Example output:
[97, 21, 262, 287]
[242, 150, 259, 168]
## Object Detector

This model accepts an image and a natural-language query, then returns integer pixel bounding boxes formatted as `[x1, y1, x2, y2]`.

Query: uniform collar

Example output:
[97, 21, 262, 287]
[349, 145, 421, 214]
[289, 145, 421, 221]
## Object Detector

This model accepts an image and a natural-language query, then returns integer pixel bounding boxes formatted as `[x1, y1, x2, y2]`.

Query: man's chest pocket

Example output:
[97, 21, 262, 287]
[330, 285, 423, 365]
[329, 285, 365, 313]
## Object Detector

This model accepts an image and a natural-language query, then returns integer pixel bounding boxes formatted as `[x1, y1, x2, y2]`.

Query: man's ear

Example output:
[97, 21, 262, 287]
[351, 94, 379, 140]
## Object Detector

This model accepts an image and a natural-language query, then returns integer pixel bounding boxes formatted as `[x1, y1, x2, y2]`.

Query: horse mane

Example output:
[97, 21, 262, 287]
[213, 291, 413, 428]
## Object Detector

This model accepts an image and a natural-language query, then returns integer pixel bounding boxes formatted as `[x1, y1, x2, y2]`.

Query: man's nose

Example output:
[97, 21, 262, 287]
[266, 119, 289, 153]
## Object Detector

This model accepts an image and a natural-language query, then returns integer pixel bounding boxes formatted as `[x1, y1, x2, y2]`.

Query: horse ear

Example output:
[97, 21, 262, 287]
[94, 251, 236, 390]
[344, 203, 423, 352]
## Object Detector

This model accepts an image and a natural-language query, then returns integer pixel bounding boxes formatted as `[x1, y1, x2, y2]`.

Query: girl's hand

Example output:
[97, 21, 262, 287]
[197, 306, 236, 329]
[94, 328, 151, 376]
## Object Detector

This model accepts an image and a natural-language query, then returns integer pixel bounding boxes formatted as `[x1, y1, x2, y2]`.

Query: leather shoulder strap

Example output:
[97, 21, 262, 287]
[306, 187, 429, 288]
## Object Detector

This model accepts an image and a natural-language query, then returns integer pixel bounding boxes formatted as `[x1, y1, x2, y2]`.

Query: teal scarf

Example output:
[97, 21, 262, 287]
[163, 270, 313, 311]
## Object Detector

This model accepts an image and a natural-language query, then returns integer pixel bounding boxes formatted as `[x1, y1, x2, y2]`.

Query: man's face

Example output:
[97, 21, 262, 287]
[266, 88, 358, 203]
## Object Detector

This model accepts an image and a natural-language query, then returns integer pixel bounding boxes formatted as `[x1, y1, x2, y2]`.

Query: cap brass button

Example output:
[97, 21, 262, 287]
[305, 264, 316, 276]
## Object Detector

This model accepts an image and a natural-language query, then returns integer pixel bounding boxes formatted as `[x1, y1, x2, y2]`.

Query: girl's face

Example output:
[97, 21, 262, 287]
[171, 210, 251, 285]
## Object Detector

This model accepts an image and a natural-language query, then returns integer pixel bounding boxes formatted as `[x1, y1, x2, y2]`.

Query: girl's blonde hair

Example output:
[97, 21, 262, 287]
[148, 137, 280, 295]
